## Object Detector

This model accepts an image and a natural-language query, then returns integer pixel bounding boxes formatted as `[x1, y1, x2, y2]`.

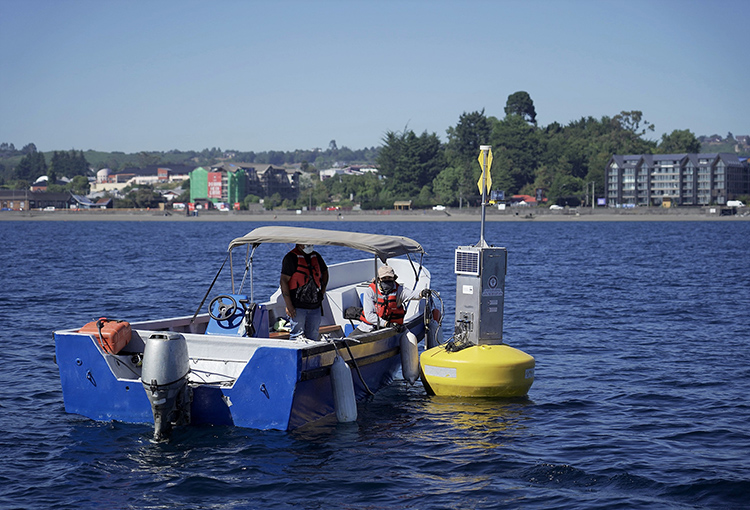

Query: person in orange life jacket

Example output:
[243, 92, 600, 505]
[280, 244, 329, 340]
[356, 265, 430, 333]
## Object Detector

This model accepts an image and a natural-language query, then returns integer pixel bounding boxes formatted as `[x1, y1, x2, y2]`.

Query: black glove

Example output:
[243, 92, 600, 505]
[420, 288, 431, 298]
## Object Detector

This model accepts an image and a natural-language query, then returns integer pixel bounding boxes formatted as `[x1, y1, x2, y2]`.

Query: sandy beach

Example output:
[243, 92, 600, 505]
[2, 207, 748, 222]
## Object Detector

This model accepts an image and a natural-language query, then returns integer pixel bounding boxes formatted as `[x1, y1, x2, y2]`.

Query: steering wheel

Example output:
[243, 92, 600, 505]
[208, 295, 238, 321]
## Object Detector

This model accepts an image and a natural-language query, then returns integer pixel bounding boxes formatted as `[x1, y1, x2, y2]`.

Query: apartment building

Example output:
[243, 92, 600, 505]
[606, 153, 749, 206]
[189, 163, 301, 205]
[190, 163, 249, 205]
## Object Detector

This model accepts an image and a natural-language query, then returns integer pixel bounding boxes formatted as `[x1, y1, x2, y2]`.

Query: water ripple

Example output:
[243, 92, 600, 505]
[1, 220, 750, 509]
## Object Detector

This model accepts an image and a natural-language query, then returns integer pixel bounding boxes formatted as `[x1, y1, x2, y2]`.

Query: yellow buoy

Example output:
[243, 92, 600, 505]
[419, 343, 534, 397]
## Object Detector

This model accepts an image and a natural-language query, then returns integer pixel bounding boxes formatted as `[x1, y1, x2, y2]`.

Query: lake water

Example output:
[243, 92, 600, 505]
[1, 219, 748, 509]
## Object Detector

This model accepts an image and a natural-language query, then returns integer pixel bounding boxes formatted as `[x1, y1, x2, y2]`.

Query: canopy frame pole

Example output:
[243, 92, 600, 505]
[192, 253, 230, 324]
[249, 244, 258, 302]
[230, 248, 235, 294]
[237, 243, 256, 299]
[372, 256, 384, 330]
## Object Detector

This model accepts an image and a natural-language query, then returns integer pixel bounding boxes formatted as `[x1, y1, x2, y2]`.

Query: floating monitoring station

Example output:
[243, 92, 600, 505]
[419, 145, 535, 397]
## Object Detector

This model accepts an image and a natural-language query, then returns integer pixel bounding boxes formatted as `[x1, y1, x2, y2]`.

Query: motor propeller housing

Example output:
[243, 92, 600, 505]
[141, 332, 191, 441]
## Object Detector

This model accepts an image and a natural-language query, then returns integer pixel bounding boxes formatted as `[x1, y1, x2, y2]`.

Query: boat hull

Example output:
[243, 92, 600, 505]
[54, 242, 432, 433]
[55, 320, 421, 431]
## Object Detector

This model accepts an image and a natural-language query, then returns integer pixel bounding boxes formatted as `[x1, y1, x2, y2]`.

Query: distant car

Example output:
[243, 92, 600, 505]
[43, 206, 56, 211]
[432, 205, 446, 211]
[326, 206, 340, 211]
[549, 205, 564, 210]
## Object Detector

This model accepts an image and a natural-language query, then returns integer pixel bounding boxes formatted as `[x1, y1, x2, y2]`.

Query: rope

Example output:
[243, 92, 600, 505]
[332, 338, 375, 396]
[188, 368, 237, 386]
[112, 357, 142, 379]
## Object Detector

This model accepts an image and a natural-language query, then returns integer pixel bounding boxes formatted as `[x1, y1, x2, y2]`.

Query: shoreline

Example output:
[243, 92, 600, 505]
[2, 208, 749, 222]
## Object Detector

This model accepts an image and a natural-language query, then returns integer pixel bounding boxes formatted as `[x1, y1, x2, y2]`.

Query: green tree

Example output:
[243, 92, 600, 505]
[432, 166, 464, 205]
[119, 185, 162, 209]
[489, 114, 541, 193]
[523, 163, 557, 199]
[416, 184, 433, 205]
[309, 179, 330, 209]
[242, 194, 261, 209]
[264, 192, 283, 210]
[49, 152, 62, 177]
[322, 172, 383, 206]
[49, 150, 90, 177]
[612, 110, 654, 137]
[532, 112, 657, 198]
[14, 150, 47, 183]
[137, 151, 162, 167]
[440, 110, 492, 204]
[489, 149, 516, 199]
[546, 174, 583, 206]
[539, 121, 589, 179]
[377, 129, 444, 197]
[177, 189, 191, 203]
[268, 151, 285, 165]
[67, 175, 90, 195]
[46, 182, 66, 193]
[657, 129, 701, 153]
[504, 91, 537, 124]
[445, 109, 491, 167]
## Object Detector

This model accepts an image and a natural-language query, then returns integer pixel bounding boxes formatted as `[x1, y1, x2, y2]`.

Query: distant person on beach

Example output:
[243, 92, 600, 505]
[280, 244, 329, 340]
[354, 265, 430, 334]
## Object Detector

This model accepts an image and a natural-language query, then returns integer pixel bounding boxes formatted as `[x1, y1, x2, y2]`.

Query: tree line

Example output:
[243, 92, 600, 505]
[2, 91, 716, 209]
[315, 93, 704, 209]
[4, 148, 92, 195]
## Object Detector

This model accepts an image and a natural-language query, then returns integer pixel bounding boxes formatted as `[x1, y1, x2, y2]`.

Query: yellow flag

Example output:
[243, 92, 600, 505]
[477, 148, 493, 194]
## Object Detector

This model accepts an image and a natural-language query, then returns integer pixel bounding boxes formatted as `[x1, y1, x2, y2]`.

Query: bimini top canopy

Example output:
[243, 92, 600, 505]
[228, 226, 425, 262]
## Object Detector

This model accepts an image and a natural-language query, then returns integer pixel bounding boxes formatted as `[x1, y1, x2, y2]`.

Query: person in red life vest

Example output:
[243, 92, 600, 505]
[280, 243, 329, 340]
[355, 265, 430, 334]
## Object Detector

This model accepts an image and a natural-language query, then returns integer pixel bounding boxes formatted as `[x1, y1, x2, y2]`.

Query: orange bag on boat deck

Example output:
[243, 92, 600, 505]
[79, 317, 132, 354]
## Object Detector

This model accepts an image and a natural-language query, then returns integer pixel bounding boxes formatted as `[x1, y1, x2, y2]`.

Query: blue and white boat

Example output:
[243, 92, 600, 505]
[54, 226, 434, 438]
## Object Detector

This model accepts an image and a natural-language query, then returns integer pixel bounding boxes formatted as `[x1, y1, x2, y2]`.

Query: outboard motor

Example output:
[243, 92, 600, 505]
[141, 332, 191, 441]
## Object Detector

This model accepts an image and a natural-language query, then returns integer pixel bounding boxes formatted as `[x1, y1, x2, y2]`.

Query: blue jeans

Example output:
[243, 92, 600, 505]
[289, 306, 322, 340]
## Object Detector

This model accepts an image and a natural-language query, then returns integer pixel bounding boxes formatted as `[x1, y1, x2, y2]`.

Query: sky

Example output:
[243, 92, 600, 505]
[1, 0, 747, 154]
